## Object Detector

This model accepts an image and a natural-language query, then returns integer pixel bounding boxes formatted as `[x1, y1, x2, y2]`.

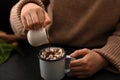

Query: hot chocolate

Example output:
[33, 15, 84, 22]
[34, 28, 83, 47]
[40, 47, 64, 60]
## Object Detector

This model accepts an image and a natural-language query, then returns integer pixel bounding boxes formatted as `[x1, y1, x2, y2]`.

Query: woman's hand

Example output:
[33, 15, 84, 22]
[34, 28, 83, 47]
[21, 3, 51, 30]
[70, 48, 109, 79]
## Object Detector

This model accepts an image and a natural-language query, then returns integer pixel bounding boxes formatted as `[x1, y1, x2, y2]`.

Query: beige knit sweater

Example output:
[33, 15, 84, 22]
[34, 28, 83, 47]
[10, 0, 120, 73]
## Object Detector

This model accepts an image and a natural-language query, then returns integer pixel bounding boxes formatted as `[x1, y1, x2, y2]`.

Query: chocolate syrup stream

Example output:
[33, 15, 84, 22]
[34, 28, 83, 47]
[45, 28, 51, 51]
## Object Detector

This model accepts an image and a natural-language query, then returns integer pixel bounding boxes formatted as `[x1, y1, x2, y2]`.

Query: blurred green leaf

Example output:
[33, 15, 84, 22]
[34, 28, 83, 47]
[0, 39, 14, 64]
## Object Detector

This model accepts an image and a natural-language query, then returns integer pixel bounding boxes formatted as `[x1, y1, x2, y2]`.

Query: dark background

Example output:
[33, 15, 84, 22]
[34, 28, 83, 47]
[0, 0, 18, 33]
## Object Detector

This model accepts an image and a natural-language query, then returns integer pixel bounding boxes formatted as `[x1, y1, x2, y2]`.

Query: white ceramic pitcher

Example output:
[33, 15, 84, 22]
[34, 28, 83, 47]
[27, 27, 49, 47]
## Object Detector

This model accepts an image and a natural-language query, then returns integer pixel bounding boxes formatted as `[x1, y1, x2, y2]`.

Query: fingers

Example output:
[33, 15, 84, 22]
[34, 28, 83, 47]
[72, 71, 89, 76]
[21, 15, 28, 30]
[44, 11, 51, 27]
[70, 48, 90, 58]
[71, 69, 91, 79]
[25, 14, 33, 30]
[30, 10, 44, 30]
[70, 62, 92, 79]
[21, 3, 51, 31]
[70, 66, 84, 72]
[36, 10, 44, 29]
[70, 59, 84, 67]
[77, 75, 89, 79]
[21, 10, 44, 30]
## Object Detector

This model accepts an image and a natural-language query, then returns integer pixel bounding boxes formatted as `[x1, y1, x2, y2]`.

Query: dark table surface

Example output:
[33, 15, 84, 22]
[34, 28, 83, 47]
[0, 43, 120, 80]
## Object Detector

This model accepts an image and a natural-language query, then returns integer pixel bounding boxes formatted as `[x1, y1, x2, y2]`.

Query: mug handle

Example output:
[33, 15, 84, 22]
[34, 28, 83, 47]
[65, 55, 76, 74]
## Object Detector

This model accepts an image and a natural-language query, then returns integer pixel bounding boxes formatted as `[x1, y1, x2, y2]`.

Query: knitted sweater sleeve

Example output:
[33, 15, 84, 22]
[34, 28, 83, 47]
[10, 0, 44, 37]
[93, 23, 120, 73]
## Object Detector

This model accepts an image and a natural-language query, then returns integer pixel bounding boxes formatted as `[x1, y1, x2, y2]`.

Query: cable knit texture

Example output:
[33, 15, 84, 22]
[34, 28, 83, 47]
[10, 0, 120, 73]
[93, 36, 120, 73]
